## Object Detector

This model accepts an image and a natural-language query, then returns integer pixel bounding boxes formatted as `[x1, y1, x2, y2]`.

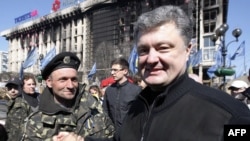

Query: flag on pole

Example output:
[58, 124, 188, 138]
[230, 41, 245, 60]
[19, 64, 24, 80]
[19, 47, 38, 79]
[22, 47, 38, 68]
[40, 47, 56, 70]
[207, 64, 218, 79]
[128, 45, 138, 74]
[87, 62, 96, 79]
[207, 50, 222, 78]
[189, 50, 202, 67]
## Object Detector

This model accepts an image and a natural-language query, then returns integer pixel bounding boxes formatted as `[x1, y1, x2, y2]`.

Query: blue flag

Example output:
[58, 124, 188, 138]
[128, 45, 138, 74]
[207, 50, 222, 78]
[19, 47, 38, 79]
[207, 64, 218, 78]
[189, 50, 202, 67]
[40, 47, 56, 70]
[87, 62, 96, 79]
[230, 41, 245, 60]
[19, 64, 24, 80]
[22, 47, 38, 69]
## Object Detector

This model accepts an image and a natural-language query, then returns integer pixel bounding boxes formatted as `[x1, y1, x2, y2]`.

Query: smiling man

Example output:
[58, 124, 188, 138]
[22, 52, 114, 140]
[118, 5, 250, 141]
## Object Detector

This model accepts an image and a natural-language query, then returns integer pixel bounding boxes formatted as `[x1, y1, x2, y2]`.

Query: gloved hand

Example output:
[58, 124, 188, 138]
[242, 87, 250, 99]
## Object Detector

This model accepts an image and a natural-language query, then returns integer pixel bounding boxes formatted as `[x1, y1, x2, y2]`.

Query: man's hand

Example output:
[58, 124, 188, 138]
[52, 132, 84, 141]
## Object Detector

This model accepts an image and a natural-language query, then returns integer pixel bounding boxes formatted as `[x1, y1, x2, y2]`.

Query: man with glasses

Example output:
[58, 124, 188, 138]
[103, 57, 141, 140]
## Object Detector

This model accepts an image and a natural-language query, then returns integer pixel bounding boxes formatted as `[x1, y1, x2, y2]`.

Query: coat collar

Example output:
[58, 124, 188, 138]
[139, 72, 195, 110]
[39, 83, 86, 115]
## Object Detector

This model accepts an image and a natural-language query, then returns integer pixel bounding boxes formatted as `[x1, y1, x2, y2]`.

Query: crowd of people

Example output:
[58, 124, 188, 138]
[0, 5, 250, 141]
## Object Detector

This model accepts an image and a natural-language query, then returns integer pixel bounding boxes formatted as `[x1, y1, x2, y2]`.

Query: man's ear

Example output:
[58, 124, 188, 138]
[46, 77, 52, 88]
[124, 68, 129, 75]
[186, 44, 192, 61]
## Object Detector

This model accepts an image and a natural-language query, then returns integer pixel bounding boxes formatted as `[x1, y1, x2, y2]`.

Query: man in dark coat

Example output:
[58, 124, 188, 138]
[118, 5, 250, 141]
[103, 58, 141, 140]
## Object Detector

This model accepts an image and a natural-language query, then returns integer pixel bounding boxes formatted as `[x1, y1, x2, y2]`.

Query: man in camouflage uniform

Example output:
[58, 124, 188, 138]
[4, 77, 29, 141]
[22, 52, 114, 141]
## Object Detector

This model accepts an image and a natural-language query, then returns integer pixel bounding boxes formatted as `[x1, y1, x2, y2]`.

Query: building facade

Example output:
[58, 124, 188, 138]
[0, 0, 228, 85]
[0, 51, 8, 73]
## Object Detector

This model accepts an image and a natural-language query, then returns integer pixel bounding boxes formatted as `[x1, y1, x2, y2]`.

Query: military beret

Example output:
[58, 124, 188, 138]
[41, 52, 81, 80]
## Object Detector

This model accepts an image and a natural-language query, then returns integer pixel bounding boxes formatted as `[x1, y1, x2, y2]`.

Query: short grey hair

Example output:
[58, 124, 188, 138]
[134, 5, 193, 46]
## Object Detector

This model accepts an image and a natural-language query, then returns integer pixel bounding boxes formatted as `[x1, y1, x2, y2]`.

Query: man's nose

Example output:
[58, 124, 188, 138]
[147, 49, 159, 63]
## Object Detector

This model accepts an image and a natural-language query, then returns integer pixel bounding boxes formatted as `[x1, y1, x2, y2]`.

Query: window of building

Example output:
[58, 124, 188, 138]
[204, 10, 217, 21]
[75, 29, 77, 35]
[62, 39, 66, 52]
[204, 36, 214, 47]
[203, 36, 216, 61]
[204, 22, 216, 33]
[74, 19, 77, 26]
[204, 0, 217, 7]
[203, 48, 216, 61]
[74, 37, 77, 44]
[203, 9, 217, 33]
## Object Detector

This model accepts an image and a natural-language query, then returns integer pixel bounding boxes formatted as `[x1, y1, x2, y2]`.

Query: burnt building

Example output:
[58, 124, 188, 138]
[0, 0, 227, 85]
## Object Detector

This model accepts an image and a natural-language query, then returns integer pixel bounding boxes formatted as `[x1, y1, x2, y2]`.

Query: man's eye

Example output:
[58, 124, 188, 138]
[138, 48, 148, 55]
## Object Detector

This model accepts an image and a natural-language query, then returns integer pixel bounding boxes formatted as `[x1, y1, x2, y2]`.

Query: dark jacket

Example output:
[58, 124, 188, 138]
[22, 91, 40, 111]
[103, 80, 141, 136]
[119, 73, 250, 141]
[22, 83, 114, 141]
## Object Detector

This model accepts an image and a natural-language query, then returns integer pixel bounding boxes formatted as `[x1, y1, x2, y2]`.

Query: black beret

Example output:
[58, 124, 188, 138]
[41, 52, 81, 80]
[5, 77, 21, 87]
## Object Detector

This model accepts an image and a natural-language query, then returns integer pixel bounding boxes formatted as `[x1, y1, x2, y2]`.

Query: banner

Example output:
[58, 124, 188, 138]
[19, 47, 38, 79]
[40, 47, 56, 70]
[87, 62, 96, 79]
[231, 41, 245, 60]
[128, 45, 138, 74]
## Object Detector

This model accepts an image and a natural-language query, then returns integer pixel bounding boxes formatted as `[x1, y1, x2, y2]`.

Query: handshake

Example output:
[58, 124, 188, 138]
[242, 87, 250, 99]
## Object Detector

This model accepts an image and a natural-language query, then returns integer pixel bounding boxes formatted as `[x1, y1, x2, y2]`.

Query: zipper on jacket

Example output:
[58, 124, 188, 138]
[140, 93, 165, 141]
[140, 95, 155, 141]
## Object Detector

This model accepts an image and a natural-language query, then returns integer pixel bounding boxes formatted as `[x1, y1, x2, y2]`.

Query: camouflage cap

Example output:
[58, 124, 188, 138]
[41, 52, 81, 80]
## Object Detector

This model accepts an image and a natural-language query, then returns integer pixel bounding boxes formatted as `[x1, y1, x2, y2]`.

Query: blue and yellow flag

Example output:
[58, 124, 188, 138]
[128, 45, 138, 74]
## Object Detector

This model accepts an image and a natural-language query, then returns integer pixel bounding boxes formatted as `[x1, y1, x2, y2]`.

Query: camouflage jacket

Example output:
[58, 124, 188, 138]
[5, 96, 33, 141]
[22, 84, 114, 141]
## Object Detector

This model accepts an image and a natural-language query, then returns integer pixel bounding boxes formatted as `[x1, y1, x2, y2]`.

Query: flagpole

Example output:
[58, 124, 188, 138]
[244, 51, 246, 75]
[244, 41, 246, 75]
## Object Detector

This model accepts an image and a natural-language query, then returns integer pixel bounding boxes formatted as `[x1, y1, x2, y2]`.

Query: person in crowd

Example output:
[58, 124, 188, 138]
[103, 57, 141, 140]
[4, 77, 25, 141]
[4, 75, 40, 141]
[22, 52, 114, 140]
[228, 80, 250, 108]
[89, 85, 104, 105]
[188, 73, 203, 84]
[132, 73, 147, 89]
[4, 77, 21, 100]
[100, 76, 115, 95]
[21, 74, 40, 112]
[0, 123, 8, 141]
[117, 5, 250, 141]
